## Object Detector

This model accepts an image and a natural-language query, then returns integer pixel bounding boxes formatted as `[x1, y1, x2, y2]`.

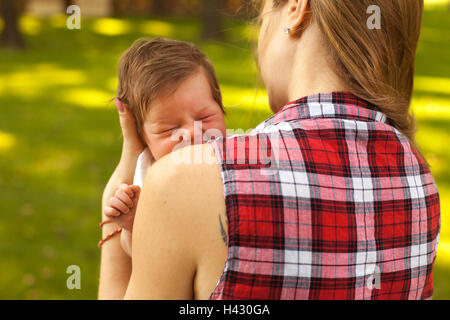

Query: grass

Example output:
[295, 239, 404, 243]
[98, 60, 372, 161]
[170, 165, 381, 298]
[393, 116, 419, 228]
[0, 5, 449, 299]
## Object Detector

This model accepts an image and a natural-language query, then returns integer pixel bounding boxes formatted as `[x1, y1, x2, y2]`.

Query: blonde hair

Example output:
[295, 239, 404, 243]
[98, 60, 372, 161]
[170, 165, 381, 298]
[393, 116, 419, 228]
[255, 0, 424, 147]
[117, 38, 224, 140]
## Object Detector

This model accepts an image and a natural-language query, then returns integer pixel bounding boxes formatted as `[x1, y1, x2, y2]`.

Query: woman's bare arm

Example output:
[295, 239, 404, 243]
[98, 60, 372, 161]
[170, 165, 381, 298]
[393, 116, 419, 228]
[98, 100, 145, 299]
[98, 159, 135, 299]
[124, 144, 226, 299]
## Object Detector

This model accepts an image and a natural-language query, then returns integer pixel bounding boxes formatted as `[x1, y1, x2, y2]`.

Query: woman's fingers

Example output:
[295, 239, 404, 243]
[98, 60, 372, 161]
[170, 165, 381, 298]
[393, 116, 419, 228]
[115, 99, 145, 155]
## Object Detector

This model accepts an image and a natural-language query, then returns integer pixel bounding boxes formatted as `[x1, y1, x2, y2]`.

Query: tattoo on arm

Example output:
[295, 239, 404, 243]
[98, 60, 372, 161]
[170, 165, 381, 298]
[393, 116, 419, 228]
[218, 214, 227, 245]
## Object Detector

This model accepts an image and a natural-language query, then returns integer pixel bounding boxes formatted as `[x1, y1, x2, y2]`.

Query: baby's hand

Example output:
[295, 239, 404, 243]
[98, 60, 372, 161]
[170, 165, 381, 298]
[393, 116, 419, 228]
[104, 184, 141, 231]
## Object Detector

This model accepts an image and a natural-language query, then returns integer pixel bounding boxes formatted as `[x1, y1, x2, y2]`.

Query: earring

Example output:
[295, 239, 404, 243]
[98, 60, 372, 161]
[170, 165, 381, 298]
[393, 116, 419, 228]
[284, 27, 291, 35]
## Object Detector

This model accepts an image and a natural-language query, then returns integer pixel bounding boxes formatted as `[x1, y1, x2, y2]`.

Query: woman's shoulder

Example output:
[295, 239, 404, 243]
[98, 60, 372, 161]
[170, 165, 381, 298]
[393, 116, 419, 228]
[148, 144, 220, 181]
[139, 143, 225, 252]
[127, 143, 227, 298]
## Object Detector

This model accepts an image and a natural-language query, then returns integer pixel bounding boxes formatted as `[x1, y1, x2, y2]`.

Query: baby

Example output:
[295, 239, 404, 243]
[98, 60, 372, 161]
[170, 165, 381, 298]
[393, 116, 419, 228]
[104, 38, 227, 256]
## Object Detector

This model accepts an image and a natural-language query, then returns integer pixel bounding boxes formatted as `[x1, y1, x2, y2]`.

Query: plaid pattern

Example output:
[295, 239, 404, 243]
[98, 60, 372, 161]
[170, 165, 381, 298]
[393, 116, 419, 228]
[209, 92, 440, 300]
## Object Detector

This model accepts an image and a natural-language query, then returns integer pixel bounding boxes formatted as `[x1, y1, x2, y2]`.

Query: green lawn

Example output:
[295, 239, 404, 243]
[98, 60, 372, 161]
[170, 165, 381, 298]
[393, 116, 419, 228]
[0, 5, 449, 299]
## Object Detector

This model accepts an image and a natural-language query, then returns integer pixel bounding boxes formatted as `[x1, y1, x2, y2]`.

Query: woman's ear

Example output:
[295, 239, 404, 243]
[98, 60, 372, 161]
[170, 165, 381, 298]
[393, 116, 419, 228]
[286, 0, 311, 37]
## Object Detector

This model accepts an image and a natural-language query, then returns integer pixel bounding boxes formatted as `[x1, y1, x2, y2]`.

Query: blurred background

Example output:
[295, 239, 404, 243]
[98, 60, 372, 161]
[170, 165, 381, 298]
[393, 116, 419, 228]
[0, 0, 448, 299]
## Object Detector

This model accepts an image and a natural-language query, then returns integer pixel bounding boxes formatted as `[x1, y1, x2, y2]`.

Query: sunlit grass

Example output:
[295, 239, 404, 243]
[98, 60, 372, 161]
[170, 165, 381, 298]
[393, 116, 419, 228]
[140, 20, 175, 37]
[421, 27, 450, 43]
[49, 14, 68, 29]
[413, 97, 450, 119]
[19, 15, 42, 35]
[415, 76, 450, 95]
[92, 18, 132, 36]
[437, 240, 450, 263]
[0, 64, 87, 99]
[222, 85, 267, 109]
[63, 88, 113, 108]
[425, 0, 450, 9]
[0, 131, 16, 153]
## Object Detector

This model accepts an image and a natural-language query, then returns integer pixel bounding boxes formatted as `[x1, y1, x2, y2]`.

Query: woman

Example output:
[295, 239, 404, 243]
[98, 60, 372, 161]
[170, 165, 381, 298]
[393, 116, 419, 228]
[99, 0, 440, 300]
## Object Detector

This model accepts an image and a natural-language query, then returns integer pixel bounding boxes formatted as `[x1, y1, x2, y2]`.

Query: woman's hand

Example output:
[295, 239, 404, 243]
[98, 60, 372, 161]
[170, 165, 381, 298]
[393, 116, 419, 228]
[115, 99, 146, 164]
[101, 100, 145, 217]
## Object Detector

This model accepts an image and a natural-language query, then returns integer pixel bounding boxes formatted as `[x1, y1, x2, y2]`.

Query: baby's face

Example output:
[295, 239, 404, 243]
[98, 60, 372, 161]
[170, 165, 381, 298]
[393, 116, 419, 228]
[142, 70, 226, 161]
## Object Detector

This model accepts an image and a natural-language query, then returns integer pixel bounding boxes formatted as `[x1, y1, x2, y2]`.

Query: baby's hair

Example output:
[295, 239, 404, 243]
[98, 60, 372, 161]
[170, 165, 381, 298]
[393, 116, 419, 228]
[117, 37, 224, 141]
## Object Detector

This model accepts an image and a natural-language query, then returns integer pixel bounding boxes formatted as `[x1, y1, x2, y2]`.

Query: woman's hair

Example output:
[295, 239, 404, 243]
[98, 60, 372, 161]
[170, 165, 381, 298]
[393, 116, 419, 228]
[117, 37, 224, 141]
[254, 0, 424, 146]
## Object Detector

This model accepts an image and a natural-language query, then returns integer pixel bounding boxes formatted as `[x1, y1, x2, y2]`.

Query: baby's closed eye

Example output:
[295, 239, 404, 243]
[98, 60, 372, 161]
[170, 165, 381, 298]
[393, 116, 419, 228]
[154, 126, 178, 135]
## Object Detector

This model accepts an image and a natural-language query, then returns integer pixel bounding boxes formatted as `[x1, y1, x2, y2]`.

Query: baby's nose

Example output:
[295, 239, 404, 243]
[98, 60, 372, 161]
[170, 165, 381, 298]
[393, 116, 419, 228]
[185, 124, 204, 145]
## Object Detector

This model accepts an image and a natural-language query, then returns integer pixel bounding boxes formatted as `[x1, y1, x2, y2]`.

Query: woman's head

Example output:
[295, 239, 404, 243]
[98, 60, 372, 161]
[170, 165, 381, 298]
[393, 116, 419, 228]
[254, 0, 424, 143]
[117, 38, 226, 159]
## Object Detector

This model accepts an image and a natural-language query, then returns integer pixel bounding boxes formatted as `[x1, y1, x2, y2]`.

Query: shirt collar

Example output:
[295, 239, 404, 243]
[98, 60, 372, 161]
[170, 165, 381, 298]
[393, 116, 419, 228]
[264, 92, 388, 127]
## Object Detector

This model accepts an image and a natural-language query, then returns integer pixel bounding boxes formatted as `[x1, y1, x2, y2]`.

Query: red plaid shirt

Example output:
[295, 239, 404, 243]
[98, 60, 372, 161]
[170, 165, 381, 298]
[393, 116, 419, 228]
[209, 92, 440, 300]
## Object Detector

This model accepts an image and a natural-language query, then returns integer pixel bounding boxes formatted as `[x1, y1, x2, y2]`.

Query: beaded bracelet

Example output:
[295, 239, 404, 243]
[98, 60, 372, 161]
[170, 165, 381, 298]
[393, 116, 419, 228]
[99, 219, 113, 228]
[98, 227, 123, 248]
